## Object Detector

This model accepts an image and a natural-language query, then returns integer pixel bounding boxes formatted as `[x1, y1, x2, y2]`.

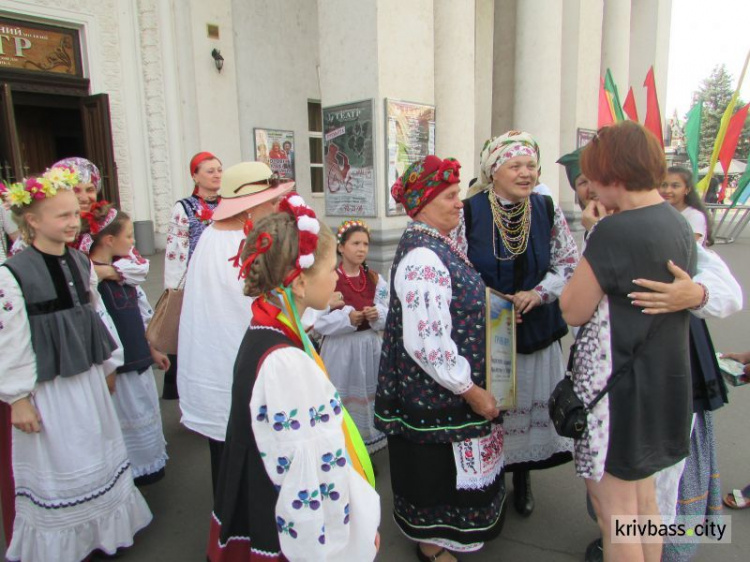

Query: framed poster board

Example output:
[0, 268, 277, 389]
[385, 99, 436, 216]
[322, 99, 376, 217]
[254, 128, 295, 180]
[486, 288, 516, 411]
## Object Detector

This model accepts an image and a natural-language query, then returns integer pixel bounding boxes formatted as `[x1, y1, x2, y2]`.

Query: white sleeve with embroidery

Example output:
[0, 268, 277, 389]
[0, 267, 37, 404]
[89, 266, 125, 375]
[534, 203, 580, 303]
[691, 245, 743, 320]
[251, 347, 379, 562]
[114, 248, 150, 286]
[370, 273, 390, 332]
[394, 247, 473, 395]
[164, 202, 189, 289]
[315, 305, 357, 337]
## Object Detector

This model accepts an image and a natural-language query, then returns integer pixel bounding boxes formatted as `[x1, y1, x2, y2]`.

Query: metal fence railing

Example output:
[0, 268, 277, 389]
[706, 204, 750, 244]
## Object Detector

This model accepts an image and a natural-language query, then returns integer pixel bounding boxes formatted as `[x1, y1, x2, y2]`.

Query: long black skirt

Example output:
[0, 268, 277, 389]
[388, 435, 506, 552]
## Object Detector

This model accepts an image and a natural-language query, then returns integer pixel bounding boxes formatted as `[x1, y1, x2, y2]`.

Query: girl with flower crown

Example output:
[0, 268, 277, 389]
[0, 168, 152, 561]
[315, 220, 389, 454]
[208, 193, 380, 562]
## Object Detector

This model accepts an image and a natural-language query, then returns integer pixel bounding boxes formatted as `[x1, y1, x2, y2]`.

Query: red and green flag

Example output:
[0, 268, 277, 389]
[604, 69, 625, 122]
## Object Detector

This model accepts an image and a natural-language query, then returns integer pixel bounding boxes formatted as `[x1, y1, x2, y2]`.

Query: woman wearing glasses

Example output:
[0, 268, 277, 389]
[177, 163, 294, 494]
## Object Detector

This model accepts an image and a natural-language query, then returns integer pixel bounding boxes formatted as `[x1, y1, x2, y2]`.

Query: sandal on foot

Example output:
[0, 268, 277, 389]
[723, 489, 750, 509]
[416, 545, 460, 562]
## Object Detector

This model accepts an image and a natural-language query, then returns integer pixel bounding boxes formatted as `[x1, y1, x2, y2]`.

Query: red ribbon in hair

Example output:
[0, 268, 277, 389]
[235, 232, 273, 280]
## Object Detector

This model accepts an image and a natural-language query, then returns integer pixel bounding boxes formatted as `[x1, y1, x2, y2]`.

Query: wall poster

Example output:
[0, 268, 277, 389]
[254, 128, 295, 180]
[322, 99, 376, 217]
[385, 99, 436, 216]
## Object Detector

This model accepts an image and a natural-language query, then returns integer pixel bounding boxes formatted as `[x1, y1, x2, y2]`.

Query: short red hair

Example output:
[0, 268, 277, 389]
[581, 121, 665, 191]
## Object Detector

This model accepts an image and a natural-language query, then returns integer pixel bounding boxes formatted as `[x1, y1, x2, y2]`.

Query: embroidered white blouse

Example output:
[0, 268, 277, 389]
[251, 345, 380, 561]
[393, 247, 473, 395]
[0, 265, 124, 404]
[164, 202, 191, 289]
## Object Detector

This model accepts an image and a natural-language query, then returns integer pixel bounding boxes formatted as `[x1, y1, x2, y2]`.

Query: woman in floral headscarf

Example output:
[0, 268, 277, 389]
[459, 131, 579, 518]
[376, 156, 505, 562]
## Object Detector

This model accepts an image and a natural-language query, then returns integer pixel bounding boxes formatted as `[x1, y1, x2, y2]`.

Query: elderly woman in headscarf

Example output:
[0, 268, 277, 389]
[458, 131, 579, 518]
[376, 156, 505, 562]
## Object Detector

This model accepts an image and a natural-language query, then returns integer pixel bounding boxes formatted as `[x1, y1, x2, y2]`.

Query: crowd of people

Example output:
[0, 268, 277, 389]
[0, 119, 747, 562]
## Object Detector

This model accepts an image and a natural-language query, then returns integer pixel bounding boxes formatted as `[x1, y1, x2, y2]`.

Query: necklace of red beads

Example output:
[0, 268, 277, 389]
[338, 264, 368, 293]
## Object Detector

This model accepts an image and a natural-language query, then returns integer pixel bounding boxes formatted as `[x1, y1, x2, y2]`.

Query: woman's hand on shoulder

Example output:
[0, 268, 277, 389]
[630, 260, 703, 314]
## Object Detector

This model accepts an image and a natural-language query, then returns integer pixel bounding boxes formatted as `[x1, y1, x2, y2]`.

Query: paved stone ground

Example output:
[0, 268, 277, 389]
[3, 237, 750, 561]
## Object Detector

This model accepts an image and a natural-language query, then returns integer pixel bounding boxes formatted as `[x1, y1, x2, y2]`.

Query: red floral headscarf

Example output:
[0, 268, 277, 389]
[390, 155, 461, 218]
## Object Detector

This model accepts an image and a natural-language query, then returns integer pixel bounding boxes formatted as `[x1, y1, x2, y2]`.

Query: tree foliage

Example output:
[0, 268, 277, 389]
[691, 64, 750, 165]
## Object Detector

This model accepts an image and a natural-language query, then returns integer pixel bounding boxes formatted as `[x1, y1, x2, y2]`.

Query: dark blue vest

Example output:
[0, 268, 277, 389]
[98, 281, 153, 374]
[375, 224, 491, 444]
[465, 192, 568, 353]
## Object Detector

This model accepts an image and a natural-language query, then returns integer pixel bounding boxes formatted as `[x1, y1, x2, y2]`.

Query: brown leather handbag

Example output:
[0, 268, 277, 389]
[145, 271, 186, 355]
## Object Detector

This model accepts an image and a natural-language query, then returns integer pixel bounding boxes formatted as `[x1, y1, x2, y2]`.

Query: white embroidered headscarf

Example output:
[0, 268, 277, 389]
[468, 130, 540, 198]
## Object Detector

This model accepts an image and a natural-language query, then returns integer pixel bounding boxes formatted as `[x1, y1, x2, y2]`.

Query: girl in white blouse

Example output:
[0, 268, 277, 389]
[659, 166, 714, 246]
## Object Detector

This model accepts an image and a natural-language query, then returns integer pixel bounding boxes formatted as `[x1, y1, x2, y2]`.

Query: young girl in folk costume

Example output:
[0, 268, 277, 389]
[79, 202, 170, 486]
[9, 157, 151, 289]
[316, 220, 388, 454]
[208, 194, 380, 562]
[659, 165, 714, 246]
[0, 168, 152, 562]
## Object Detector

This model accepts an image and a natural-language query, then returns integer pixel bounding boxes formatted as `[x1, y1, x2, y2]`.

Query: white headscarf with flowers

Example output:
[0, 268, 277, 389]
[468, 131, 540, 197]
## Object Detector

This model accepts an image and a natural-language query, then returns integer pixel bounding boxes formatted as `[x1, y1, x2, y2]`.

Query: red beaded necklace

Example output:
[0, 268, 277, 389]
[338, 264, 368, 293]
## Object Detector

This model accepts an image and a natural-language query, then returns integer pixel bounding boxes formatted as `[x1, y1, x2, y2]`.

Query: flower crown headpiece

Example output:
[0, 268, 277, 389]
[0, 165, 80, 208]
[336, 219, 369, 244]
[77, 201, 117, 255]
[237, 193, 320, 285]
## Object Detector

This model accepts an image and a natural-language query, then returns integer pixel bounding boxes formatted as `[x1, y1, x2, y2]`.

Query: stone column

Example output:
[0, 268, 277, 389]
[559, 0, 603, 223]
[491, 0, 516, 136]
[435, 0, 477, 190]
[475, 0, 495, 171]
[513, 0, 563, 200]
[600, 0, 631, 92]
[317, 0, 435, 273]
[629, 0, 672, 132]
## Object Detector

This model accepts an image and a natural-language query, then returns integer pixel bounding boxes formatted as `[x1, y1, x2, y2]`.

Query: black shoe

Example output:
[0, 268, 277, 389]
[584, 538, 603, 562]
[512, 470, 534, 517]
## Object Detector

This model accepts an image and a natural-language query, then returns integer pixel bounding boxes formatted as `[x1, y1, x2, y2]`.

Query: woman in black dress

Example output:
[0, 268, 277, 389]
[561, 122, 697, 561]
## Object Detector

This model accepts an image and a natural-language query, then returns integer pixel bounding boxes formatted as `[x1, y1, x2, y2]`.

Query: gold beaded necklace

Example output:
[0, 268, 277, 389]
[488, 190, 531, 260]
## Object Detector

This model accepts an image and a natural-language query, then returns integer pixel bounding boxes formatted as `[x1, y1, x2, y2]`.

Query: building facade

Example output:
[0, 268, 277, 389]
[0, 0, 672, 271]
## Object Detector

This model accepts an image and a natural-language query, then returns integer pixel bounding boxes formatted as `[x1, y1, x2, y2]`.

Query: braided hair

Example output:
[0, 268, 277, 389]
[242, 212, 335, 297]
